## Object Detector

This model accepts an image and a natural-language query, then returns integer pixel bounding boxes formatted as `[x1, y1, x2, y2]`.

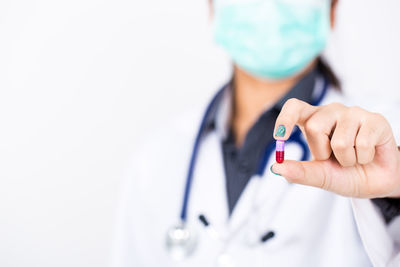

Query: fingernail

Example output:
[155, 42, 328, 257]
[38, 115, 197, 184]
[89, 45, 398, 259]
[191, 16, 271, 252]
[275, 125, 286, 137]
[270, 165, 281, 176]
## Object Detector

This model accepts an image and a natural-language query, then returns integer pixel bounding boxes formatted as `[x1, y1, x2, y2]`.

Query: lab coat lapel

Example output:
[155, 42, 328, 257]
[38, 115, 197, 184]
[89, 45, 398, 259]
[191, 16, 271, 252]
[227, 175, 260, 232]
[189, 131, 229, 233]
[228, 142, 300, 233]
[187, 84, 231, 232]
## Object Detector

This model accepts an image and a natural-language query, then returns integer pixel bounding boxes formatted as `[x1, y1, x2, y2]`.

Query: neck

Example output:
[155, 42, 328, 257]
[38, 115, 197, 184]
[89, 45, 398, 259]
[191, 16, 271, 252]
[232, 62, 316, 147]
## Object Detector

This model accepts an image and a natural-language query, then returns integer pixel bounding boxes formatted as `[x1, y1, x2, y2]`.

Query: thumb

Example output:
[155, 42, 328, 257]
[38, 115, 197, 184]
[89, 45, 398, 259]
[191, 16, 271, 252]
[271, 160, 331, 190]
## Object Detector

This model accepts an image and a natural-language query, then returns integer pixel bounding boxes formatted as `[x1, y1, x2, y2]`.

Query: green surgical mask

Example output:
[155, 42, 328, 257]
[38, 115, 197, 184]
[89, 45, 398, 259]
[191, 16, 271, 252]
[213, 0, 331, 80]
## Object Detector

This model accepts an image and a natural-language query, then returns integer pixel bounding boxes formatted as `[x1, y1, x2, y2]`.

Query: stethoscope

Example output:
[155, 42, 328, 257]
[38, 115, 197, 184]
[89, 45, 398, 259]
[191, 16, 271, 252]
[165, 75, 329, 261]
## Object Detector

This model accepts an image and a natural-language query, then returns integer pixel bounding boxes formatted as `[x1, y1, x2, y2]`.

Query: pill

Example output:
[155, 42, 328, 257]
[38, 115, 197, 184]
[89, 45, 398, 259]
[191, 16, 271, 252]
[276, 140, 285, 164]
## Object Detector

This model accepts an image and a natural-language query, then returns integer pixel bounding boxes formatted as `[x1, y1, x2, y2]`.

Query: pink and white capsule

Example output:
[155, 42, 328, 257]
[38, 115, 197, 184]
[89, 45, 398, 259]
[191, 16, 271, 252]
[276, 140, 285, 164]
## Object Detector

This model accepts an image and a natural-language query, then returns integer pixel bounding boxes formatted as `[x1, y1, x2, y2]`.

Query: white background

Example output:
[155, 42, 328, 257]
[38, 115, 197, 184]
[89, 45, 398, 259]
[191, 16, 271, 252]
[1, 0, 400, 266]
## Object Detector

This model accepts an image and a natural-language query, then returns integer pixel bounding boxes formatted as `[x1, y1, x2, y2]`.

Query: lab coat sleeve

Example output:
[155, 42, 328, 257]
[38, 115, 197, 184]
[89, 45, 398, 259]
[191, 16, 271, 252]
[110, 161, 143, 267]
[351, 198, 400, 267]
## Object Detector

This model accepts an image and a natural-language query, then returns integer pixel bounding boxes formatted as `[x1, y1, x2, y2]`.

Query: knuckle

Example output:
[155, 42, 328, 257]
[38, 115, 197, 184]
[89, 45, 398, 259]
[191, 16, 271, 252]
[355, 138, 370, 150]
[342, 159, 356, 167]
[320, 150, 332, 161]
[325, 102, 345, 118]
[283, 98, 301, 109]
[328, 102, 345, 110]
[357, 147, 375, 164]
[331, 139, 349, 151]
[305, 119, 321, 135]
[347, 106, 369, 121]
[375, 112, 386, 120]
[357, 158, 367, 165]
[348, 106, 364, 113]
[371, 112, 388, 124]
[309, 142, 332, 161]
[358, 156, 372, 165]
[340, 106, 364, 121]
[334, 153, 355, 167]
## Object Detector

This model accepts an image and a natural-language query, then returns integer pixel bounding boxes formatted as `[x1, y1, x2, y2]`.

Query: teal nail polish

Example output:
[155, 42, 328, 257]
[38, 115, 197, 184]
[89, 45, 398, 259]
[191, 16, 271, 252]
[270, 165, 281, 176]
[275, 125, 286, 137]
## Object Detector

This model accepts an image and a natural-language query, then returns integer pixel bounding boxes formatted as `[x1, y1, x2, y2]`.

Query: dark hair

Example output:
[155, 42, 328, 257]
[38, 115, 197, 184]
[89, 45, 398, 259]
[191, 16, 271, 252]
[317, 57, 341, 90]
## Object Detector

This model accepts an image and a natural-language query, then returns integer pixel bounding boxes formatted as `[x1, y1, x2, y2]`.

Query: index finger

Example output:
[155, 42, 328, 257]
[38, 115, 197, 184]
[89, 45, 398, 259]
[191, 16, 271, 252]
[273, 98, 318, 141]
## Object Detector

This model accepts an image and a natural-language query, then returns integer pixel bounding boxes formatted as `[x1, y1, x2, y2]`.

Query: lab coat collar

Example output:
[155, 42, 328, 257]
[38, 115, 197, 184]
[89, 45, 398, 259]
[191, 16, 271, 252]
[201, 81, 232, 141]
[204, 66, 321, 142]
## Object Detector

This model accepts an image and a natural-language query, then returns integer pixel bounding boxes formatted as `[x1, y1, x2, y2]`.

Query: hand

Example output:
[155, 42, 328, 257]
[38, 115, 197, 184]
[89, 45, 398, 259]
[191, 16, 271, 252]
[271, 98, 400, 198]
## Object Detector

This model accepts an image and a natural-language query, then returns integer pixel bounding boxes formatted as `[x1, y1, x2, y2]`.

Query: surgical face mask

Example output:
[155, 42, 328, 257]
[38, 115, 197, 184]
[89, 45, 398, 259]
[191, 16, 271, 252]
[213, 0, 331, 80]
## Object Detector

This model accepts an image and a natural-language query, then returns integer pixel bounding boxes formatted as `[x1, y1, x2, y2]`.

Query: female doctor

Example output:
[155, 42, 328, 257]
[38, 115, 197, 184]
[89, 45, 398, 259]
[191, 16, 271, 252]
[112, 0, 400, 266]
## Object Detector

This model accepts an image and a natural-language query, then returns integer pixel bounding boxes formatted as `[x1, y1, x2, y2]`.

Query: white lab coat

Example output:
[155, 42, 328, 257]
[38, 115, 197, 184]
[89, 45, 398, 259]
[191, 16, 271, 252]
[111, 83, 400, 267]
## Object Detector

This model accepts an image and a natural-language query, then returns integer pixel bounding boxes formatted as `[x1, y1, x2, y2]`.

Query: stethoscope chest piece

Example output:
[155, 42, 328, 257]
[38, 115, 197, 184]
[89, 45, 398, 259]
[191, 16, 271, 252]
[165, 223, 198, 261]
